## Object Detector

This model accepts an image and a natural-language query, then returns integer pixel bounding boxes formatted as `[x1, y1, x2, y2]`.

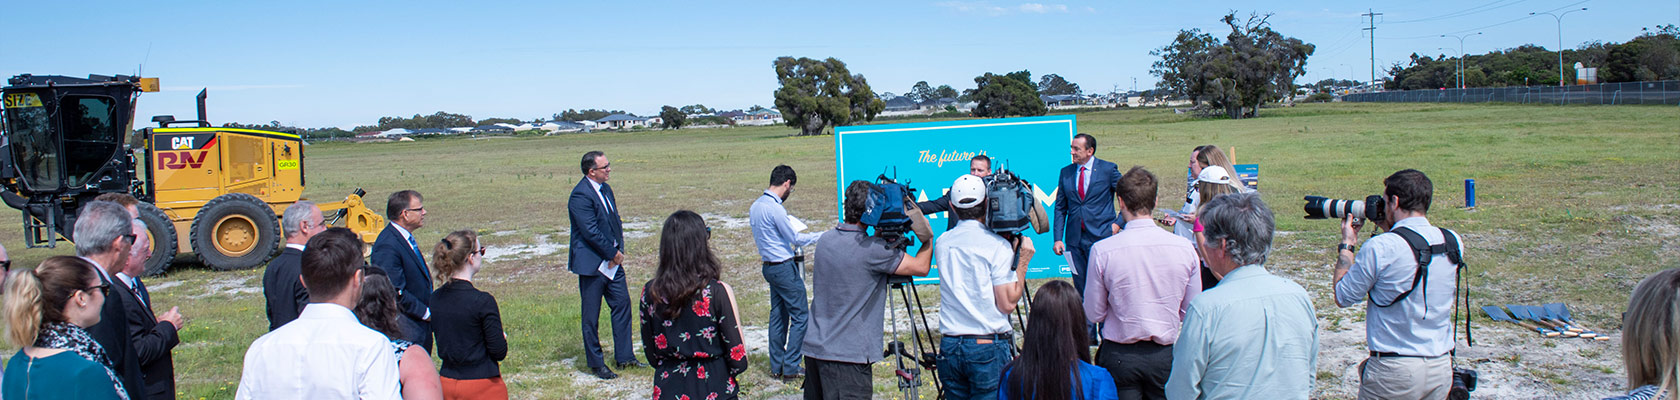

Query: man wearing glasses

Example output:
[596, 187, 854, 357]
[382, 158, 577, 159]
[372, 189, 436, 352]
[568, 150, 639, 380]
[75, 200, 147, 400]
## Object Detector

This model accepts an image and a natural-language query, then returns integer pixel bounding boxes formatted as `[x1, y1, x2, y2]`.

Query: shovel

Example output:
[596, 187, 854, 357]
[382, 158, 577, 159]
[1482, 305, 1560, 337]
[1507, 304, 1578, 337]
[1546, 303, 1611, 342]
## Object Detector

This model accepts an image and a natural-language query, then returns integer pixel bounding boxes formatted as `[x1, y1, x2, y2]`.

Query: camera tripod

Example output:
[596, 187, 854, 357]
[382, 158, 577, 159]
[885, 275, 941, 399]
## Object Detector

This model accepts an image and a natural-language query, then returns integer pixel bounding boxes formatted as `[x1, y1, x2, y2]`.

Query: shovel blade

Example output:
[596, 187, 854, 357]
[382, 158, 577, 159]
[1482, 305, 1515, 322]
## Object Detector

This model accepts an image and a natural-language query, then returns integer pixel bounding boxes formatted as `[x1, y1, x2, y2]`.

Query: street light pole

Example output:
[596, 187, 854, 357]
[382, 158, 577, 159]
[1439, 48, 1462, 89]
[1441, 32, 1482, 89]
[1532, 8, 1588, 87]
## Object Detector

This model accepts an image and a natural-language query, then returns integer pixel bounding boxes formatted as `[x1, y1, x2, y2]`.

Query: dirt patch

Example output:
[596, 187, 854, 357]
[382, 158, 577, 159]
[485, 234, 567, 262]
[701, 213, 752, 231]
[185, 275, 262, 299]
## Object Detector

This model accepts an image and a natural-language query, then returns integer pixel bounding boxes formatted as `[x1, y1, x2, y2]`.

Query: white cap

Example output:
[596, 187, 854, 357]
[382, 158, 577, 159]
[950, 174, 987, 209]
[1198, 165, 1231, 185]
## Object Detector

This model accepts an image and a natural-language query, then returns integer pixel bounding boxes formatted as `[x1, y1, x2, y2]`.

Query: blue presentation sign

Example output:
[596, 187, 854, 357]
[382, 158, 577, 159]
[834, 115, 1076, 283]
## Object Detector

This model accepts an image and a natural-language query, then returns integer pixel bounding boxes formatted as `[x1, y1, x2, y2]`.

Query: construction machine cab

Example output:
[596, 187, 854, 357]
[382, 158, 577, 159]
[1, 74, 149, 246]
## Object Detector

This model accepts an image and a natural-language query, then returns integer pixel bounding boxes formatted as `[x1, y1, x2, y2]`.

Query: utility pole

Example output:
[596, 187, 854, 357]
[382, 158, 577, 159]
[1532, 8, 1588, 87]
[1364, 9, 1382, 90]
[1439, 48, 1462, 89]
[1442, 32, 1482, 89]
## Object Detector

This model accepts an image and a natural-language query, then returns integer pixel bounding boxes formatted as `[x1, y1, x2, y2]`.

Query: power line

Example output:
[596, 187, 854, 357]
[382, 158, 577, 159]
[1387, 0, 1535, 24]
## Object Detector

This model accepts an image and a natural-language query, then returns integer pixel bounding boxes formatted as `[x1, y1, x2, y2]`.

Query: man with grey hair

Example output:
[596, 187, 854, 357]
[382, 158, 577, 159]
[1164, 192, 1317, 399]
[266, 201, 325, 330]
[77, 200, 146, 400]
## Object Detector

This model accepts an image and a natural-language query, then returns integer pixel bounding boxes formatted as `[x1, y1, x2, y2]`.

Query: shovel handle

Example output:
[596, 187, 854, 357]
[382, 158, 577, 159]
[1513, 321, 1561, 337]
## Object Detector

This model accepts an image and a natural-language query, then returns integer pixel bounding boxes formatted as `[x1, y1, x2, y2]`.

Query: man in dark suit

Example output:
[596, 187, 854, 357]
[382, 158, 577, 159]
[568, 150, 641, 380]
[1053, 133, 1121, 296]
[916, 154, 992, 230]
[75, 200, 146, 400]
[117, 218, 184, 399]
[370, 190, 435, 352]
[265, 201, 325, 330]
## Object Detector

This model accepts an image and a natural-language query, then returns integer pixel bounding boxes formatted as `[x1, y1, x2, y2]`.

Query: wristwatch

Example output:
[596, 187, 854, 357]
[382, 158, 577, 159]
[1337, 243, 1357, 253]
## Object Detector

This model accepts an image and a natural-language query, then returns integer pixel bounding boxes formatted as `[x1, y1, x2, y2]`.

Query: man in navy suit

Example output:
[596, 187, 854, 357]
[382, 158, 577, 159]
[1053, 133, 1121, 296]
[370, 189, 434, 352]
[569, 150, 641, 380]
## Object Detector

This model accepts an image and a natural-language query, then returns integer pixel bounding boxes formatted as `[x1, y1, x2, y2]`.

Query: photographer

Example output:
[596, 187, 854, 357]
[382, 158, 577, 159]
[803, 180, 934, 399]
[1331, 169, 1463, 399]
[917, 155, 992, 230]
[933, 175, 1032, 400]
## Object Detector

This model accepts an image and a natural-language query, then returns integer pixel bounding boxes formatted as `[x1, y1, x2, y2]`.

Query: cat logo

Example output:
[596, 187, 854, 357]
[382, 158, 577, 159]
[158, 151, 209, 169]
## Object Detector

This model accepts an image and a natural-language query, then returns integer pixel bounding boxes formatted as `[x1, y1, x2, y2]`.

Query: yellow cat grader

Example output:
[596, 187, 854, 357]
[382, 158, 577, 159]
[0, 73, 383, 275]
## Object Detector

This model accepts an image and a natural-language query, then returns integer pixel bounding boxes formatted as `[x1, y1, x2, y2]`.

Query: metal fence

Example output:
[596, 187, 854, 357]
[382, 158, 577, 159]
[1343, 81, 1680, 105]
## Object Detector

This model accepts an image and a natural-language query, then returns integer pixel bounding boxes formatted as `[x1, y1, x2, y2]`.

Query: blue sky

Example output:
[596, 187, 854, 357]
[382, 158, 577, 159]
[2, 0, 1670, 129]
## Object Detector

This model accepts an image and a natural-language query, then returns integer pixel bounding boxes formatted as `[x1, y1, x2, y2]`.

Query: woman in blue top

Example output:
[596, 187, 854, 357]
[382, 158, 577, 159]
[2, 256, 126, 400]
[1000, 280, 1117, 400]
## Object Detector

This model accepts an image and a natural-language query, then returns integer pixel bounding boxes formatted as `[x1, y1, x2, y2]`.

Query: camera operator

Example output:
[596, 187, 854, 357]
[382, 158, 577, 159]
[932, 175, 1032, 400]
[803, 180, 934, 400]
[1331, 169, 1464, 399]
[917, 155, 992, 230]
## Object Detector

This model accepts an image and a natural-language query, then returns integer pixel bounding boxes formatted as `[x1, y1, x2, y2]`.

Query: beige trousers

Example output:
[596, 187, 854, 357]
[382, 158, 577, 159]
[1357, 353, 1451, 400]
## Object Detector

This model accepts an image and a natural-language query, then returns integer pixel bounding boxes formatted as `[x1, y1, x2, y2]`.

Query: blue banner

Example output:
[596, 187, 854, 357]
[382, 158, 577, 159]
[834, 115, 1076, 283]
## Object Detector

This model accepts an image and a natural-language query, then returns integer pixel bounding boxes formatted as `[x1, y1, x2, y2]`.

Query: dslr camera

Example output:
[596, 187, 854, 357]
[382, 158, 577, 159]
[1303, 195, 1386, 222]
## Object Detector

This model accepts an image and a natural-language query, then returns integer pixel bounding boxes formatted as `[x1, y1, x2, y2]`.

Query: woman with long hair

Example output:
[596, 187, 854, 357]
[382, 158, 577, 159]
[639, 210, 748, 400]
[355, 266, 443, 400]
[1000, 280, 1117, 400]
[1194, 145, 1248, 194]
[430, 230, 509, 400]
[1, 256, 126, 399]
[1606, 268, 1680, 400]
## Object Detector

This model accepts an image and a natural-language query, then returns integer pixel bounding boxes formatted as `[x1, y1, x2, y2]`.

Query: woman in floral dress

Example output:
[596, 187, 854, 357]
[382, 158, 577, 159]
[640, 210, 749, 400]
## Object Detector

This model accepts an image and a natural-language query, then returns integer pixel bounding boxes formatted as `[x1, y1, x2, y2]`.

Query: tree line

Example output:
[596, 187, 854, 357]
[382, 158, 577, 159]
[1386, 25, 1680, 90]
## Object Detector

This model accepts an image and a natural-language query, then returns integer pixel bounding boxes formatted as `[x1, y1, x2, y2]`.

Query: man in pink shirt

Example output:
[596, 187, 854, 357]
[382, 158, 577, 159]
[1083, 166, 1201, 400]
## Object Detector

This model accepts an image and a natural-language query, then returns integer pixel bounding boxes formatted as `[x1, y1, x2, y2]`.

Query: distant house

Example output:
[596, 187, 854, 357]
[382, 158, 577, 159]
[449, 127, 474, 133]
[596, 114, 649, 129]
[410, 128, 450, 136]
[737, 109, 783, 126]
[883, 97, 918, 112]
[540, 121, 587, 133]
[1040, 94, 1083, 107]
[357, 130, 384, 138]
[471, 125, 514, 134]
[378, 128, 414, 137]
[497, 123, 529, 131]
[918, 97, 957, 110]
[717, 111, 747, 122]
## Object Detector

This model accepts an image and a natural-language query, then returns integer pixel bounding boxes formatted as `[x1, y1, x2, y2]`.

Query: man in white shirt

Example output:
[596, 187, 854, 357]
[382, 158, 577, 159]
[935, 174, 1032, 400]
[237, 228, 401, 400]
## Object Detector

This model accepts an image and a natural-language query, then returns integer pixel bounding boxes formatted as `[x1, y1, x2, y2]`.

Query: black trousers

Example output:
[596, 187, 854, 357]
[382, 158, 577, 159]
[803, 357, 872, 400]
[579, 268, 634, 369]
[1095, 340, 1173, 400]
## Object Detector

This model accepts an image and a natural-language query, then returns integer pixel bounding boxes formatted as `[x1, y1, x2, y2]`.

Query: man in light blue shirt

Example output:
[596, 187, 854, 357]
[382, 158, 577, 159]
[750, 165, 824, 380]
[1165, 192, 1317, 399]
[1332, 169, 1462, 399]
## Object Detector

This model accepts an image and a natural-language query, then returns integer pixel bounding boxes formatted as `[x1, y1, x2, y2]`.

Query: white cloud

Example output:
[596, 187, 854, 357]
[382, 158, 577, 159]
[937, 1, 1080, 16]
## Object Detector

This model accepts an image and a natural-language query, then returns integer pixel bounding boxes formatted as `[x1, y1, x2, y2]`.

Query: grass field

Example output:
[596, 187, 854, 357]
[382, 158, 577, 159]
[0, 102, 1675, 399]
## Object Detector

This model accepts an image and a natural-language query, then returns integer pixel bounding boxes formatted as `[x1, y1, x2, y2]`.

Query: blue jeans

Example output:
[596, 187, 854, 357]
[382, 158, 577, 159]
[938, 336, 1013, 400]
[762, 260, 808, 376]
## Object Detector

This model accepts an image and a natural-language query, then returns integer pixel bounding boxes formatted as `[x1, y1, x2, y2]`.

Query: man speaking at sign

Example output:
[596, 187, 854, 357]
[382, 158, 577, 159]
[1053, 133, 1120, 297]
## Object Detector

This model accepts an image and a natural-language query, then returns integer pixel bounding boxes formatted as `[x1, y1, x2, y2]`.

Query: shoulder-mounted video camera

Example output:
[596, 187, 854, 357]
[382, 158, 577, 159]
[862, 171, 918, 250]
[982, 167, 1049, 237]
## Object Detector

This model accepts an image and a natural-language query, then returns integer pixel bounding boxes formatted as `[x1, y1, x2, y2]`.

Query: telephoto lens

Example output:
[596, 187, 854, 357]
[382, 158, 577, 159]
[1303, 196, 1365, 219]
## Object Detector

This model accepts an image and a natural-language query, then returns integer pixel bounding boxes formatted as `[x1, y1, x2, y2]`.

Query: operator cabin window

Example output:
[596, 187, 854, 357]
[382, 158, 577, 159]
[61, 96, 122, 188]
[3, 93, 60, 191]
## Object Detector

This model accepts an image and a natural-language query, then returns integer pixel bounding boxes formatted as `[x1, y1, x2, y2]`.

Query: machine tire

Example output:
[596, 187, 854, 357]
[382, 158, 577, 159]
[190, 193, 280, 271]
[136, 202, 179, 277]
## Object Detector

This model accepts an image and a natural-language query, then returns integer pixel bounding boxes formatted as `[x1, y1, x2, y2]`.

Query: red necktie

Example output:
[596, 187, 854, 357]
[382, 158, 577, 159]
[1078, 166, 1087, 200]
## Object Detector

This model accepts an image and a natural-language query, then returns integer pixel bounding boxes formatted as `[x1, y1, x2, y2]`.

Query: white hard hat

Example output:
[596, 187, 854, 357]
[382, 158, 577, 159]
[950, 174, 987, 209]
